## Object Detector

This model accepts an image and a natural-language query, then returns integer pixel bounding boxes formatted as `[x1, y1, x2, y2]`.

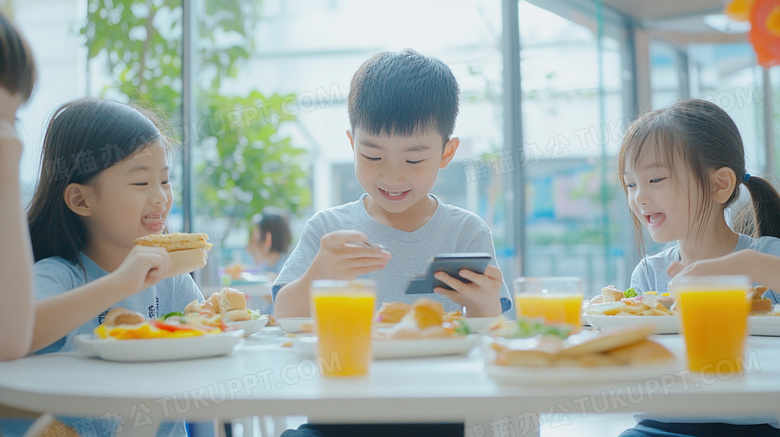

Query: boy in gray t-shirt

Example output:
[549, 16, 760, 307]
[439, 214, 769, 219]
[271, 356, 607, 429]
[273, 49, 511, 320]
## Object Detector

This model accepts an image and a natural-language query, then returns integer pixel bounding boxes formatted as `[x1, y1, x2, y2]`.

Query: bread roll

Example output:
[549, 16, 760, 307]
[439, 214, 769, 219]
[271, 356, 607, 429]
[218, 287, 246, 313]
[375, 302, 411, 324]
[410, 298, 444, 330]
[104, 308, 145, 326]
[202, 292, 220, 315]
[183, 299, 203, 314]
[601, 285, 625, 302]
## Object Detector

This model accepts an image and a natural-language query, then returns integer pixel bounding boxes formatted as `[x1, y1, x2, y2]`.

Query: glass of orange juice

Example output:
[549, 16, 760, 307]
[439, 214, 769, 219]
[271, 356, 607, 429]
[671, 275, 750, 374]
[513, 277, 583, 330]
[311, 280, 376, 377]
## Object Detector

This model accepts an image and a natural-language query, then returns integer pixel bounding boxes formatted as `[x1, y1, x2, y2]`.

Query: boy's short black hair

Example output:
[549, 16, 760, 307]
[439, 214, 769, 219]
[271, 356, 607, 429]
[348, 48, 459, 142]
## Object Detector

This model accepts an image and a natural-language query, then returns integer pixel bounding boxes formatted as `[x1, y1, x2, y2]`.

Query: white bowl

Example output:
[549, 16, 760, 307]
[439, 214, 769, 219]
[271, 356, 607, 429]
[277, 317, 314, 333]
[226, 315, 269, 337]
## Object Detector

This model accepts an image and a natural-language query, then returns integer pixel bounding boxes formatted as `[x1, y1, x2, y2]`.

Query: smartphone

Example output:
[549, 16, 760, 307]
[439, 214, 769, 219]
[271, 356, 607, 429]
[404, 253, 492, 294]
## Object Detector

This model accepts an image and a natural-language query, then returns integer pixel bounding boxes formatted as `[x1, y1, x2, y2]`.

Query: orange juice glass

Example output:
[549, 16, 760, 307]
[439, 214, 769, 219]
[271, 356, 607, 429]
[513, 277, 583, 330]
[671, 275, 750, 374]
[311, 280, 375, 377]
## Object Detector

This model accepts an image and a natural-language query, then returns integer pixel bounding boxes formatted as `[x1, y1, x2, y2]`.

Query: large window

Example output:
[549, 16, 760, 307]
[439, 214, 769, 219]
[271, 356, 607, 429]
[9, 0, 777, 298]
[9, 0, 87, 203]
[519, 1, 634, 295]
[191, 0, 508, 286]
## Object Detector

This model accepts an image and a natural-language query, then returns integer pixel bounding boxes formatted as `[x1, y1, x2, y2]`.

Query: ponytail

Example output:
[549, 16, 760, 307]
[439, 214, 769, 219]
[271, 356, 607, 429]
[740, 175, 780, 239]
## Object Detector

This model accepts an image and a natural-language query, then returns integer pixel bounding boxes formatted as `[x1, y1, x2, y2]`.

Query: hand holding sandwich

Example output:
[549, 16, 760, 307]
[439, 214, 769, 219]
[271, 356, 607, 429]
[30, 233, 210, 354]
[113, 245, 173, 293]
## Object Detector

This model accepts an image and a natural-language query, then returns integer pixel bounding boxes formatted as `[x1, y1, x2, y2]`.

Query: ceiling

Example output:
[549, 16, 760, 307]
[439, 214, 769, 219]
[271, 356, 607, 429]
[600, 0, 730, 21]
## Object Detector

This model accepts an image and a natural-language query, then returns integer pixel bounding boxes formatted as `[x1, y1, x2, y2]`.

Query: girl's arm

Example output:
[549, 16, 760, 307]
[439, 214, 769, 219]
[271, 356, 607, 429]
[669, 249, 780, 291]
[0, 173, 34, 360]
[0, 122, 34, 361]
[30, 246, 172, 353]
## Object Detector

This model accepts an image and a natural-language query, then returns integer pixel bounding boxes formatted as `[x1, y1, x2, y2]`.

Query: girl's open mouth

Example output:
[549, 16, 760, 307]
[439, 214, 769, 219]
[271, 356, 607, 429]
[142, 213, 165, 232]
[645, 213, 665, 228]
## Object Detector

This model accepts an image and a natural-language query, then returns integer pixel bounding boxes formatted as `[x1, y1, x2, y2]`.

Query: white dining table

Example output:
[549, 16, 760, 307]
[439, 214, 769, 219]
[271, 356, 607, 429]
[1, 328, 779, 437]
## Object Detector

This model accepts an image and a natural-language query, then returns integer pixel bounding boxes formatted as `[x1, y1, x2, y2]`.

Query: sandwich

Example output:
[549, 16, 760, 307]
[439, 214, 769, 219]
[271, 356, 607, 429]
[134, 232, 212, 277]
[749, 286, 772, 313]
[491, 325, 674, 368]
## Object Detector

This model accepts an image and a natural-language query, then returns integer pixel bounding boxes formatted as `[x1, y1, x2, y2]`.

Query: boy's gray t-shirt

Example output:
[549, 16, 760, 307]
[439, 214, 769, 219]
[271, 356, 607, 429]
[273, 194, 512, 314]
[631, 233, 780, 302]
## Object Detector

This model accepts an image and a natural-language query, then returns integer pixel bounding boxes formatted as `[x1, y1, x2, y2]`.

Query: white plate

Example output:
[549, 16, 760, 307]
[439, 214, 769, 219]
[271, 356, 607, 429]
[73, 331, 244, 362]
[292, 335, 479, 359]
[748, 315, 780, 336]
[584, 314, 679, 334]
[463, 317, 498, 333]
[226, 315, 269, 337]
[485, 360, 682, 384]
[277, 317, 314, 333]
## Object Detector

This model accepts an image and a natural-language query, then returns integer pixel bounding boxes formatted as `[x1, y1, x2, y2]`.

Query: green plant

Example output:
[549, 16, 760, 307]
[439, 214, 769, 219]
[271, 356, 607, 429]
[80, 0, 310, 244]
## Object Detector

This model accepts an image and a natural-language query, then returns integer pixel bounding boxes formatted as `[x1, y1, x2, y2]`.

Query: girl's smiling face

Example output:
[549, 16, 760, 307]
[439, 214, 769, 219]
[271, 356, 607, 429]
[622, 146, 701, 243]
[82, 140, 173, 250]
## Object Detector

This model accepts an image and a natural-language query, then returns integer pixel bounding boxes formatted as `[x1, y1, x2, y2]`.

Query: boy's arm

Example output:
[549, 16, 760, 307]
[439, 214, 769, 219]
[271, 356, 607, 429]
[669, 249, 780, 291]
[0, 125, 34, 359]
[274, 230, 391, 319]
[30, 246, 172, 353]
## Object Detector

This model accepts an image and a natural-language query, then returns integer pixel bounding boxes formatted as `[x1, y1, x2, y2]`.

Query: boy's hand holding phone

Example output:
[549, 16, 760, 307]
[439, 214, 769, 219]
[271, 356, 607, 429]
[308, 230, 391, 280]
[433, 265, 503, 317]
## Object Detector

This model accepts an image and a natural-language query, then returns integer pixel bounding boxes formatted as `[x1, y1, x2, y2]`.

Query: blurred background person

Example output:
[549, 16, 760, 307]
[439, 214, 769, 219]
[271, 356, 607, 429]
[246, 207, 292, 279]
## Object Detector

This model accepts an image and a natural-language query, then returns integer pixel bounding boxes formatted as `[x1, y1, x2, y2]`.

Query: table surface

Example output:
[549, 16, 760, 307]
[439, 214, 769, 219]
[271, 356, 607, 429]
[1, 328, 779, 427]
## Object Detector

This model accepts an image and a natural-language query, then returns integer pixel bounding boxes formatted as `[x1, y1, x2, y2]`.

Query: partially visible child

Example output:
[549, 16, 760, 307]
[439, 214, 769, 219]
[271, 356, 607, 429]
[5, 98, 203, 437]
[273, 49, 511, 437]
[247, 207, 292, 278]
[273, 49, 512, 322]
[0, 11, 36, 361]
[618, 98, 780, 436]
